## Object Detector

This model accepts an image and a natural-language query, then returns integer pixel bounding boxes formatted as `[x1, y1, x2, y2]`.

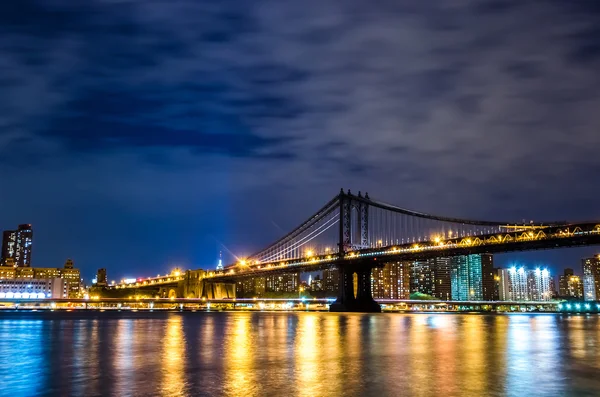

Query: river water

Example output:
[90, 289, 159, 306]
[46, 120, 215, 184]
[1, 311, 599, 397]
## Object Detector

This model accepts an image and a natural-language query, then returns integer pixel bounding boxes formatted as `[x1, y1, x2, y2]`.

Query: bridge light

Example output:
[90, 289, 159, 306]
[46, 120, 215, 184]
[306, 250, 314, 257]
[239, 259, 247, 266]
[325, 247, 330, 252]
[585, 304, 591, 310]
[434, 236, 441, 243]
[377, 240, 382, 246]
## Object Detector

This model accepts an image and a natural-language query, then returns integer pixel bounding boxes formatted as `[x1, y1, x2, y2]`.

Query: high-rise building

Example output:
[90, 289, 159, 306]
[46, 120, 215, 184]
[432, 257, 452, 300]
[582, 256, 600, 301]
[323, 267, 339, 295]
[310, 275, 322, 292]
[1, 231, 16, 266]
[1, 224, 33, 267]
[371, 261, 411, 299]
[265, 272, 299, 293]
[559, 268, 583, 299]
[96, 268, 108, 286]
[481, 254, 495, 300]
[216, 251, 223, 271]
[411, 260, 435, 296]
[528, 268, 552, 301]
[497, 266, 551, 301]
[450, 255, 484, 300]
[15, 224, 33, 267]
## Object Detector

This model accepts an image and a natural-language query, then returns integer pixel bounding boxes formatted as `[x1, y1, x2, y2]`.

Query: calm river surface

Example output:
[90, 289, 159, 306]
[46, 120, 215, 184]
[1, 311, 600, 397]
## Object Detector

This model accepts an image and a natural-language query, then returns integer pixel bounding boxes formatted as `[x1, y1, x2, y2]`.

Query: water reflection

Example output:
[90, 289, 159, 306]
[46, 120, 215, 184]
[223, 314, 259, 396]
[295, 315, 319, 396]
[2, 312, 600, 396]
[161, 315, 187, 397]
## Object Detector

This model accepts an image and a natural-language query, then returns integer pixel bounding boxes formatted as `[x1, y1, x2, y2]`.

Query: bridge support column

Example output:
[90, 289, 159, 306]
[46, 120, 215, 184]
[330, 266, 381, 313]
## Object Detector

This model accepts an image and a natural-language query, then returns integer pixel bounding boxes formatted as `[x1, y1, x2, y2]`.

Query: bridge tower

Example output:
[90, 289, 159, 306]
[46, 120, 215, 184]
[332, 189, 381, 312]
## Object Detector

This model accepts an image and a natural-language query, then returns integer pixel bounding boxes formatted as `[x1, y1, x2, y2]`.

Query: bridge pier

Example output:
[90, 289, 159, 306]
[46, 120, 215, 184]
[330, 266, 381, 313]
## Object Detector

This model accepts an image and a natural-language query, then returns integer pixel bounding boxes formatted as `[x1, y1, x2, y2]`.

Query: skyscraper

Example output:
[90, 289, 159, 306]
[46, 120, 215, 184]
[498, 266, 552, 301]
[432, 257, 452, 300]
[559, 268, 583, 299]
[411, 260, 435, 296]
[450, 255, 484, 300]
[582, 256, 600, 301]
[371, 261, 411, 299]
[1, 224, 33, 267]
[216, 251, 223, 271]
[481, 254, 495, 300]
[528, 268, 552, 301]
[1, 231, 16, 266]
[96, 268, 108, 286]
[323, 267, 339, 295]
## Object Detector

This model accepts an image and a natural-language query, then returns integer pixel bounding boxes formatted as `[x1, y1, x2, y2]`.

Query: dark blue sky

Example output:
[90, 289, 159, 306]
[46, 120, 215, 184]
[1, 1, 599, 282]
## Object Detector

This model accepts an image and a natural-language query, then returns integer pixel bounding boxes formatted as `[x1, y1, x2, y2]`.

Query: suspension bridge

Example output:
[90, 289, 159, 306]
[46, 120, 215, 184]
[205, 189, 600, 312]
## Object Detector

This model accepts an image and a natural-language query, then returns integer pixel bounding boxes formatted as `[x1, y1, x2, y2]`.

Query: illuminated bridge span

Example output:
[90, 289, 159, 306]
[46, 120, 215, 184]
[208, 189, 600, 312]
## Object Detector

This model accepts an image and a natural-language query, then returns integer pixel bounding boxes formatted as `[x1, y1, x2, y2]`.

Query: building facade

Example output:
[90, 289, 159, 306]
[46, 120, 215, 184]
[481, 254, 495, 300]
[0, 278, 67, 299]
[265, 272, 300, 293]
[582, 256, 600, 301]
[411, 260, 435, 296]
[371, 261, 411, 299]
[96, 268, 108, 286]
[559, 268, 583, 299]
[1, 224, 33, 267]
[432, 257, 452, 300]
[498, 267, 552, 301]
[322, 268, 339, 295]
[450, 255, 484, 301]
[0, 259, 81, 298]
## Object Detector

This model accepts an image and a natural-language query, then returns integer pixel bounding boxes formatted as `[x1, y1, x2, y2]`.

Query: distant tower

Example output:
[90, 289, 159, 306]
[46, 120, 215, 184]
[216, 251, 223, 271]
[1, 224, 32, 267]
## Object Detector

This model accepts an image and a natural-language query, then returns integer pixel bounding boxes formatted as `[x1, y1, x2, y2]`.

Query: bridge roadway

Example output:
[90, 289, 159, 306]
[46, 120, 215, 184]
[208, 222, 600, 280]
[0, 298, 565, 312]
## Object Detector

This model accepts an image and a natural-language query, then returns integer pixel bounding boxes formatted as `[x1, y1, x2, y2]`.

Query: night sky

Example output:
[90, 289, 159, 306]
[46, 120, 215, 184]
[1, 1, 599, 282]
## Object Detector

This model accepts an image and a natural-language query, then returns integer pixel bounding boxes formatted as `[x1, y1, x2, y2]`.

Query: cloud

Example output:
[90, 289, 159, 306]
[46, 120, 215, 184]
[0, 0, 599, 275]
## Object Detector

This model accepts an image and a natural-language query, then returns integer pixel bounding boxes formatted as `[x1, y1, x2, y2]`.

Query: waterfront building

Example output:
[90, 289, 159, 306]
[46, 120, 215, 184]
[497, 266, 551, 301]
[96, 268, 108, 286]
[371, 261, 411, 299]
[411, 260, 435, 296]
[265, 272, 299, 293]
[528, 268, 552, 301]
[322, 267, 339, 295]
[432, 257, 452, 300]
[481, 254, 495, 300]
[582, 256, 600, 301]
[497, 269, 511, 301]
[1, 224, 33, 267]
[310, 275, 322, 291]
[0, 278, 67, 299]
[0, 259, 81, 298]
[450, 255, 484, 300]
[559, 268, 583, 299]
